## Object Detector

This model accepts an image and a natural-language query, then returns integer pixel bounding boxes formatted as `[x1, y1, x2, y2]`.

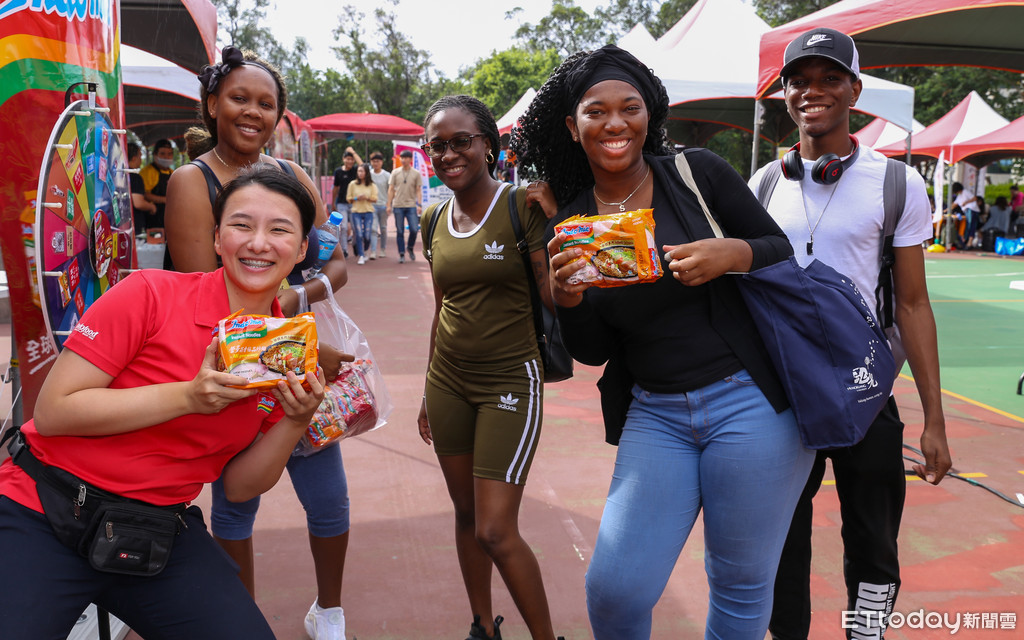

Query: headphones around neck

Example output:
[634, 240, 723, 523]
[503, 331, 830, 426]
[781, 136, 860, 185]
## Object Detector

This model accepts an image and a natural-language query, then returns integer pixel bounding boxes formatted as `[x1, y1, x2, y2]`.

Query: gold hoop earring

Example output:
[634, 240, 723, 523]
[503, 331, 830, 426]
[486, 151, 495, 164]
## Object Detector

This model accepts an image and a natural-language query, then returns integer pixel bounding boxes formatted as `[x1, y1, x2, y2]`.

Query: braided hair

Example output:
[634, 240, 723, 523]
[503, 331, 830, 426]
[510, 50, 673, 208]
[423, 95, 500, 176]
[184, 48, 288, 159]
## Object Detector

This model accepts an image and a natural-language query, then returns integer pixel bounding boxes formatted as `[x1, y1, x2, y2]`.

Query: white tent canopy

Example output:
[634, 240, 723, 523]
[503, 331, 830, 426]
[617, 0, 916, 149]
[497, 87, 537, 135]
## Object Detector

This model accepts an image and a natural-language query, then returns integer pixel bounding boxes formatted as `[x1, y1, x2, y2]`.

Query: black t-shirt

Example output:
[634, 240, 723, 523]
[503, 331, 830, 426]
[333, 165, 358, 206]
[129, 172, 146, 234]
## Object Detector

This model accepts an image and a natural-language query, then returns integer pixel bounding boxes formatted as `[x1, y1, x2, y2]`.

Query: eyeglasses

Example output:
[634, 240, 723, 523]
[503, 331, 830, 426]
[420, 134, 485, 159]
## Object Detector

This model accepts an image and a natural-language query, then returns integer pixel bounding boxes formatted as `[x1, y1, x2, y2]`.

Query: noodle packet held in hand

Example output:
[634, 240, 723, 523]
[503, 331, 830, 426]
[555, 209, 661, 287]
[217, 312, 319, 389]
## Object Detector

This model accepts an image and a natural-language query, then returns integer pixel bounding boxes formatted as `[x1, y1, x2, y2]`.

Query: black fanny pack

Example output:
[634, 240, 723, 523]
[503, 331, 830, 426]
[3, 426, 187, 576]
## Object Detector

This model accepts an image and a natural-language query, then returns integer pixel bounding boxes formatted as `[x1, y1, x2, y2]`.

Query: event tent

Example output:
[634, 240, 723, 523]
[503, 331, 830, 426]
[756, 0, 1024, 99]
[121, 45, 200, 145]
[497, 88, 537, 136]
[854, 117, 925, 150]
[619, 0, 914, 152]
[875, 91, 1008, 162]
[949, 115, 1024, 167]
[122, 0, 217, 73]
[306, 113, 424, 142]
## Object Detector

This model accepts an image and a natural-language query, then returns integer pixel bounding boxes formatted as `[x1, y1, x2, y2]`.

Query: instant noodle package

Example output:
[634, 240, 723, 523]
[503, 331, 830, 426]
[555, 209, 661, 287]
[217, 312, 318, 389]
[301, 363, 378, 450]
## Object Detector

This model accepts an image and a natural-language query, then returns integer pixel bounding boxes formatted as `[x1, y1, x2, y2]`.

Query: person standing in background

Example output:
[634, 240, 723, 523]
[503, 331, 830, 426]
[331, 148, 361, 258]
[346, 163, 378, 265]
[126, 142, 157, 237]
[386, 149, 422, 263]
[369, 152, 391, 258]
[748, 27, 951, 640]
[139, 138, 175, 232]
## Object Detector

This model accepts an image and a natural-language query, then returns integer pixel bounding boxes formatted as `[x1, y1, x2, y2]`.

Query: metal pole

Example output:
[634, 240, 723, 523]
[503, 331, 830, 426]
[750, 100, 763, 179]
[10, 325, 21, 428]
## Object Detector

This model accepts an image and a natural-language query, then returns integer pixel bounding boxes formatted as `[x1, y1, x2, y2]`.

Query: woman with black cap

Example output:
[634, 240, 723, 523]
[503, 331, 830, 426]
[511, 46, 814, 639]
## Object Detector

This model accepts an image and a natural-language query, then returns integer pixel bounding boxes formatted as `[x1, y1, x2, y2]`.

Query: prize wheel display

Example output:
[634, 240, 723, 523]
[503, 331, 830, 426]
[35, 91, 134, 350]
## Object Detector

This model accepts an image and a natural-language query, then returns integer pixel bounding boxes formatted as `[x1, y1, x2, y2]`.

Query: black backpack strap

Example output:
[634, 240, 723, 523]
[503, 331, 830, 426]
[422, 199, 450, 264]
[190, 158, 221, 208]
[757, 160, 784, 208]
[275, 158, 297, 178]
[507, 186, 547, 357]
[875, 158, 907, 329]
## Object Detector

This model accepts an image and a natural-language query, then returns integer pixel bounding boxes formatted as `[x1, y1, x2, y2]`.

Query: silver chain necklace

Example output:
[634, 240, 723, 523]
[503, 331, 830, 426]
[213, 146, 261, 170]
[594, 164, 650, 212]
[800, 180, 840, 256]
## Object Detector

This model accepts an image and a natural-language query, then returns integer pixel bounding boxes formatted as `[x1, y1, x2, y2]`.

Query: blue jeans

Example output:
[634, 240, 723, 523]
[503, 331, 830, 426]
[211, 444, 350, 539]
[351, 211, 373, 258]
[393, 206, 419, 256]
[333, 203, 351, 255]
[0, 497, 275, 639]
[370, 204, 388, 255]
[586, 371, 814, 640]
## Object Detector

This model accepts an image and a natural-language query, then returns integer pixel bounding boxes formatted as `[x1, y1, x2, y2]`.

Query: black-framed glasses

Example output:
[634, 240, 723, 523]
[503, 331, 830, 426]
[420, 134, 485, 159]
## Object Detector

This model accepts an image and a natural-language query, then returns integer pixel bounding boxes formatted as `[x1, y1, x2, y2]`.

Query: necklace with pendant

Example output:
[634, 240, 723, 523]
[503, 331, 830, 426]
[213, 147, 260, 170]
[594, 164, 650, 212]
[801, 180, 840, 256]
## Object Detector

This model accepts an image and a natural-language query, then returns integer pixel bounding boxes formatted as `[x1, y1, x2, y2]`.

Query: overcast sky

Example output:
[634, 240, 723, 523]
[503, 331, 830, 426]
[264, 0, 604, 77]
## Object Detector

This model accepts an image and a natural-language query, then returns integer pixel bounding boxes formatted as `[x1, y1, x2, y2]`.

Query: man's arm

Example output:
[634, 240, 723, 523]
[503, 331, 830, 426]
[893, 244, 952, 485]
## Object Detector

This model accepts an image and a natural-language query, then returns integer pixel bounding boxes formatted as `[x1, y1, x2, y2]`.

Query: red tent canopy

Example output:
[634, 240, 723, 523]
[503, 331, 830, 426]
[756, 0, 1024, 99]
[951, 115, 1024, 166]
[306, 113, 423, 141]
[875, 91, 1008, 161]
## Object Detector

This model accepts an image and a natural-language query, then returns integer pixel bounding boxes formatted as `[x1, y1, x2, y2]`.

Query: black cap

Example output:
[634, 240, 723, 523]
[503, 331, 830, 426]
[399, 149, 413, 158]
[781, 28, 860, 81]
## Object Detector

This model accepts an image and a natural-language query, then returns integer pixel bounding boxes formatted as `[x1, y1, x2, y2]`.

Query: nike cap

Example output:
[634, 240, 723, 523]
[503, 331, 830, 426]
[781, 27, 860, 81]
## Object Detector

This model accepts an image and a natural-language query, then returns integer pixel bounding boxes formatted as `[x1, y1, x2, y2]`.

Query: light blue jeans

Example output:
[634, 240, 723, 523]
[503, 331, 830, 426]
[351, 211, 373, 258]
[370, 204, 388, 255]
[210, 444, 350, 539]
[393, 206, 419, 257]
[586, 370, 813, 640]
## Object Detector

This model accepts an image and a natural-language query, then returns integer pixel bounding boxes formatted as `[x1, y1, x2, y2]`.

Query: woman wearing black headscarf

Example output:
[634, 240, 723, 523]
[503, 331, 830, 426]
[511, 46, 814, 639]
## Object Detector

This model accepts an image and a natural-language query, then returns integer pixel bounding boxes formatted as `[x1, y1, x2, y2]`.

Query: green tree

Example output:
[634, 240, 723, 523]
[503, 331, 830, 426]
[331, 0, 434, 119]
[509, 1, 606, 57]
[648, 0, 697, 38]
[212, 0, 308, 73]
[753, 0, 838, 27]
[466, 48, 561, 118]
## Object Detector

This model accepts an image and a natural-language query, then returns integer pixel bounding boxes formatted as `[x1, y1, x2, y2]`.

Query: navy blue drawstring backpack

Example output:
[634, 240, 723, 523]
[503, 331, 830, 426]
[675, 152, 896, 449]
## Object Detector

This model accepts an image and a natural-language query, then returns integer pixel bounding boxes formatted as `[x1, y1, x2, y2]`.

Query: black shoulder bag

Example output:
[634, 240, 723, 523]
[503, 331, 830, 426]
[3, 426, 187, 576]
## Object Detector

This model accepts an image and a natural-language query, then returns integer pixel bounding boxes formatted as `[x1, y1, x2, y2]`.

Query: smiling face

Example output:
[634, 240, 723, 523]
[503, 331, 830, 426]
[215, 184, 308, 312]
[567, 80, 649, 179]
[784, 57, 862, 153]
[356, 164, 368, 182]
[207, 65, 281, 156]
[424, 107, 492, 194]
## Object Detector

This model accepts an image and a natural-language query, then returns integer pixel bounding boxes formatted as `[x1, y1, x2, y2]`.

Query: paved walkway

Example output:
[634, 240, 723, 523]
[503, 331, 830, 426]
[4, 248, 1022, 639]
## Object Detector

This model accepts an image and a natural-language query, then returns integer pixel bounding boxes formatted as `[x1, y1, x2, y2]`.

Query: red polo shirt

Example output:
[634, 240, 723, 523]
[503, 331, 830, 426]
[0, 269, 282, 511]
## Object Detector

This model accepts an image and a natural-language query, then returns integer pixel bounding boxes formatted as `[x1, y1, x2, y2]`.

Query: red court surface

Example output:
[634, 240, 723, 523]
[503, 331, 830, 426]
[2, 249, 1020, 639]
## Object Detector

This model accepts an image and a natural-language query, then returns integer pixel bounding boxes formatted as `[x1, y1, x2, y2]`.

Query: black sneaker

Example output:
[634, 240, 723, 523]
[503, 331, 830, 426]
[466, 614, 503, 640]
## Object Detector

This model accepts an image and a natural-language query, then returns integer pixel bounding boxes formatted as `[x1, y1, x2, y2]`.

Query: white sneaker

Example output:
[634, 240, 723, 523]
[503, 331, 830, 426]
[304, 600, 346, 640]
[357, 256, 366, 265]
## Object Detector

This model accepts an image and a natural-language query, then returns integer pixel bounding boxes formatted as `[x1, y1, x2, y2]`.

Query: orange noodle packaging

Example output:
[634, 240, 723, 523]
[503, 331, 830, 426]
[217, 312, 319, 389]
[554, 208, 661, 287]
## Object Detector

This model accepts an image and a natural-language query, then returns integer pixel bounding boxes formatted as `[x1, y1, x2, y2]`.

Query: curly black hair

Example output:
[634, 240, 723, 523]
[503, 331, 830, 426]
[423, 95, 500, 176]
[509, 50, 673, 208]
[184, 49, 287, 159]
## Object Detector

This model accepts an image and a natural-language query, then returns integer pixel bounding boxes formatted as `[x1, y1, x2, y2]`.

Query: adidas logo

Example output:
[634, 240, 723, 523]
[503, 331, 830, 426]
[497, 393, 519, 411]
[806, 33, 832, 47]
[483, 240, 505, 260]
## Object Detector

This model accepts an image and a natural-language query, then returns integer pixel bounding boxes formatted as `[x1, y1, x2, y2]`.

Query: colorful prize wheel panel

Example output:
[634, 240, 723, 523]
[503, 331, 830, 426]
[35, 99, 134, 349]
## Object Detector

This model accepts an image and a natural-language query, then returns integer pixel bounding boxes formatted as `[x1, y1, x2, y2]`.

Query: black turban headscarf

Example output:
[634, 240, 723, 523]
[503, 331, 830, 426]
[565, 44, 661, 113]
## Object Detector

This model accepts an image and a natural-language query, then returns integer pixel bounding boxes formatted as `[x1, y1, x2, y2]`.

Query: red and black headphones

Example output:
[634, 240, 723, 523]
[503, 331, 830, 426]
[781, 135, 860, 185]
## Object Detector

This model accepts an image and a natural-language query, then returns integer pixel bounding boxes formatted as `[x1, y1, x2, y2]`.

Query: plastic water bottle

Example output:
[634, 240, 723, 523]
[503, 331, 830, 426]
[317, 211, 345, 263]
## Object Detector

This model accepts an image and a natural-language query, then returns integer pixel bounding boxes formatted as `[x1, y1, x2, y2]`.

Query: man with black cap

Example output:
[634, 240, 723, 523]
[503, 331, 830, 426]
[387, 149, 423, 263]
[749, 27, 951, 640]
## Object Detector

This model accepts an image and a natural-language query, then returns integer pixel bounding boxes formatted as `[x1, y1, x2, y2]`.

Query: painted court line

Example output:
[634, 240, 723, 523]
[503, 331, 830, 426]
[899, 373, 1024, 425]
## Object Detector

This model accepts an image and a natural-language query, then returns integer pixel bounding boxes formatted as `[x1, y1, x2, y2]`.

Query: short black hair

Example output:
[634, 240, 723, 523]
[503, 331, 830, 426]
[370, 151, 384, 160]
[153, 139, 174, 153]
[423, 95, 500, 175]
[214, 164, 316, 237]
[126, 142, 141, 160]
